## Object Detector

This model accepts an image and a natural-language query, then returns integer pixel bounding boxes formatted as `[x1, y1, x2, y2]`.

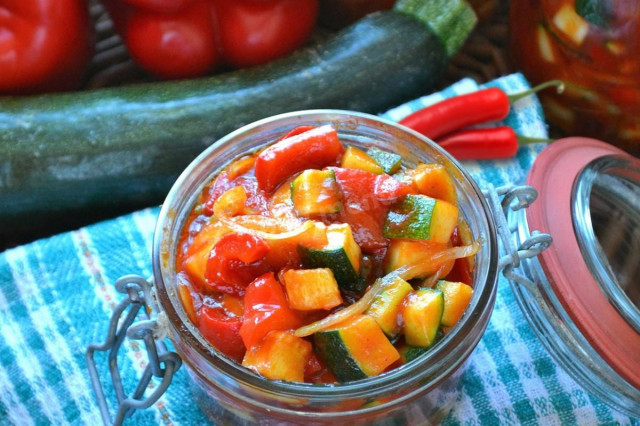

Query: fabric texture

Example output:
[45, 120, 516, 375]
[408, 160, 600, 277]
[1, 73, 638, 425]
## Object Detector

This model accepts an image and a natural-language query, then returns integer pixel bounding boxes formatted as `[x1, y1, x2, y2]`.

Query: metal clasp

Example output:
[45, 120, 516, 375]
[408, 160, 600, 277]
[484, 184, 552, 290]
[86, 274, 182, 425]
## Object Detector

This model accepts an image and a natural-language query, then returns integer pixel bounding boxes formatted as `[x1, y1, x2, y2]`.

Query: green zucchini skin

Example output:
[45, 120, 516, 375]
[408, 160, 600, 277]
[314, 330, 368, 382]
[0, 10, 455, 235]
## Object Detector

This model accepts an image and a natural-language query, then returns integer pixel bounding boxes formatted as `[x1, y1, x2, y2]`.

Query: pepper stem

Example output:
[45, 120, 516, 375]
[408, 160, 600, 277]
[508, 80, 565, 103]
[517, 134, 554, 145]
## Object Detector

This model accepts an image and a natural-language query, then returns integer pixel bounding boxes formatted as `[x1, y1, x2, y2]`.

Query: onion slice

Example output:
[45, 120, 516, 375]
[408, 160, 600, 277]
[219, 216, 316, 241]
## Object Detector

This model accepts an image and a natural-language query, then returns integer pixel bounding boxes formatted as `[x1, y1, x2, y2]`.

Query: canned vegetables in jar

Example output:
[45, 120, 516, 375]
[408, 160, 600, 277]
[174, 124, 479, 384]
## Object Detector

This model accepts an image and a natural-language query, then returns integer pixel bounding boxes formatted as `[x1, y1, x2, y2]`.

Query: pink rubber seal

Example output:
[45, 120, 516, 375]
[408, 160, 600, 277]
[525, 137, 640, 390]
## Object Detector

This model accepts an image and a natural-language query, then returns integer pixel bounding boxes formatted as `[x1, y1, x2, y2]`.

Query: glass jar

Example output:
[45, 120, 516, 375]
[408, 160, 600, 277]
[508, 0, 640, 156]
[150, 110, 501, 424]
[506, 136, 640, 417]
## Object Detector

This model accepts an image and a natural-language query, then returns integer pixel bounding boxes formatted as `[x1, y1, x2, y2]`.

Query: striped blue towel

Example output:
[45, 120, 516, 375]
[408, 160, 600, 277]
[1, 73, 638, 425]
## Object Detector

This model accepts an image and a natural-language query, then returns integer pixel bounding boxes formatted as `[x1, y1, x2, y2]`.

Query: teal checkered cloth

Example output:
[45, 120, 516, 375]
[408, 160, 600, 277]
[1, 73, 638, 425]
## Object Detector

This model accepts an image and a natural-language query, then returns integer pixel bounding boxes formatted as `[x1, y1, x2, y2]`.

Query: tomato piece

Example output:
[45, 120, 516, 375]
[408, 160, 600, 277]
[330, 168, 414, 252]
[203, 174, 268, 216]
[373, 173, 416, 204]
[239, 272, 303, 349]
[205, 233, 271, 295]
[199, 305, 245, 362]
[254, 125, 344, 192]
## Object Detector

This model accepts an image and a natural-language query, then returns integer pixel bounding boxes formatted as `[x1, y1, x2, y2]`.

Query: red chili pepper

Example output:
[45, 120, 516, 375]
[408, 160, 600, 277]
[437, 126, 551, 161]
[205, 233, 271, 295]
[254, 125, 345, 192]
[399, 81, 564, 140]
[104, 0, 318, 79]
[0, 0, 95, 95]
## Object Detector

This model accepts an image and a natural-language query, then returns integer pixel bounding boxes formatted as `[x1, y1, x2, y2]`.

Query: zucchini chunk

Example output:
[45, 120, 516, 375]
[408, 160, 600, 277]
[313, 314, 400, 382]
[282, 268, 343, 311]
[398, 329, 445, 364]
[436, 280, 473, 327]
[403, 288, 444, 348]
[410, 163, 457, 205]
[384, 239, 455, 277]
[243, 330, 313, 382]
[366, 276, 413, 339]
[366, 147, 402, 174]
[298, 223, 364, 292]
[291, 169, 342, 217]
[340, 146, 384, 175]
[383, 194, 458, 243]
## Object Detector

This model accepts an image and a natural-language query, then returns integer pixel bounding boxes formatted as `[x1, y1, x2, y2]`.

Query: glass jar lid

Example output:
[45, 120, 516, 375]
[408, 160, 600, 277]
[525, 137, 640, 391]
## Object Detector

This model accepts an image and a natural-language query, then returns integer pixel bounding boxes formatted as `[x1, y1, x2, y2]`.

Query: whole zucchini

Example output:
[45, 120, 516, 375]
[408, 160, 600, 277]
[0, 0, 476, 238]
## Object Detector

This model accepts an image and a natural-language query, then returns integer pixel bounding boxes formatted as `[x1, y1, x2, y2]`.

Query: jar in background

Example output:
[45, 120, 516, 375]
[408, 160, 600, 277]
[152, 111, 500, 424]
[509, 0, 640, 156]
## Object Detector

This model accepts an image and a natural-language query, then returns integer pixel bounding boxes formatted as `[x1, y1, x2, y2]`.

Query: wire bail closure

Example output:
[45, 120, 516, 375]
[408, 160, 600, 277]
[484, 183, 553, 290]
[85, 274, 182, 426]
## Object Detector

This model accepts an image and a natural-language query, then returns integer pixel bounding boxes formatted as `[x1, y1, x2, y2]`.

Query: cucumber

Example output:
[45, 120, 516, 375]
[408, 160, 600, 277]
[291, 169, 342, 217]
[298, 223, 364, 292]
[0, 0, 476, 239]
[313, 314, 400, 382]
[383, 194, 459, 243]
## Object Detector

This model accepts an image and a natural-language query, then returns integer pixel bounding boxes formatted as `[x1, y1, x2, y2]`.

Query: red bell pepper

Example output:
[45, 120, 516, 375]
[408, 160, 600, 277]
[254, 125, 345, 192]
[0, 0, 95, 95]
[239, 272, 303, 349]
[330, 167, 414, 252]
[199, 305, 246, 362]
[205, 233, 271, 296]
[103, 0, 319, 79]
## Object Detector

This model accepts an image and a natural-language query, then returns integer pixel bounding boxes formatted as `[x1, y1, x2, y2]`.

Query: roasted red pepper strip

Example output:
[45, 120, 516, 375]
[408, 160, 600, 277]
[205, 233, 271, 295]
[437, 126, 551, 161]
[104, 0, 318, 79]
[255, 125, 344, 192]
[330, 167, 415, 252]
[445, 226, 473, 285]
[0, 0, 94, 94]
[239, 272, 303, 348]
[199, 305, 246, 362]
[399, 81, 564, 140]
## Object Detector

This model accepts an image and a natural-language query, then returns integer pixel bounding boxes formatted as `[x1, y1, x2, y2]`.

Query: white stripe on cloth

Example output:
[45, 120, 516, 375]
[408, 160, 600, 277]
[0, 305, 67, 423]
[0, 290, 36, 426]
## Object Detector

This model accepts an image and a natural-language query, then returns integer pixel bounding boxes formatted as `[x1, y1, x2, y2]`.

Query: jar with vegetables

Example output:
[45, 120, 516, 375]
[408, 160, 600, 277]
[509, 0, 640, 155]
[149, 110, 501, 424]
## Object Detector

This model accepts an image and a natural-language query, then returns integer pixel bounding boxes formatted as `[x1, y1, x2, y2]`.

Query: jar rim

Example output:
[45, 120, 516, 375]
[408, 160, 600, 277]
[151, 109, 499, 403]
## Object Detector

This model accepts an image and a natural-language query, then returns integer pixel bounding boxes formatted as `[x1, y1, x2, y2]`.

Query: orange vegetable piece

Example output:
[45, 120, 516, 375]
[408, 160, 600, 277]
[242, 330, 312, 382]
